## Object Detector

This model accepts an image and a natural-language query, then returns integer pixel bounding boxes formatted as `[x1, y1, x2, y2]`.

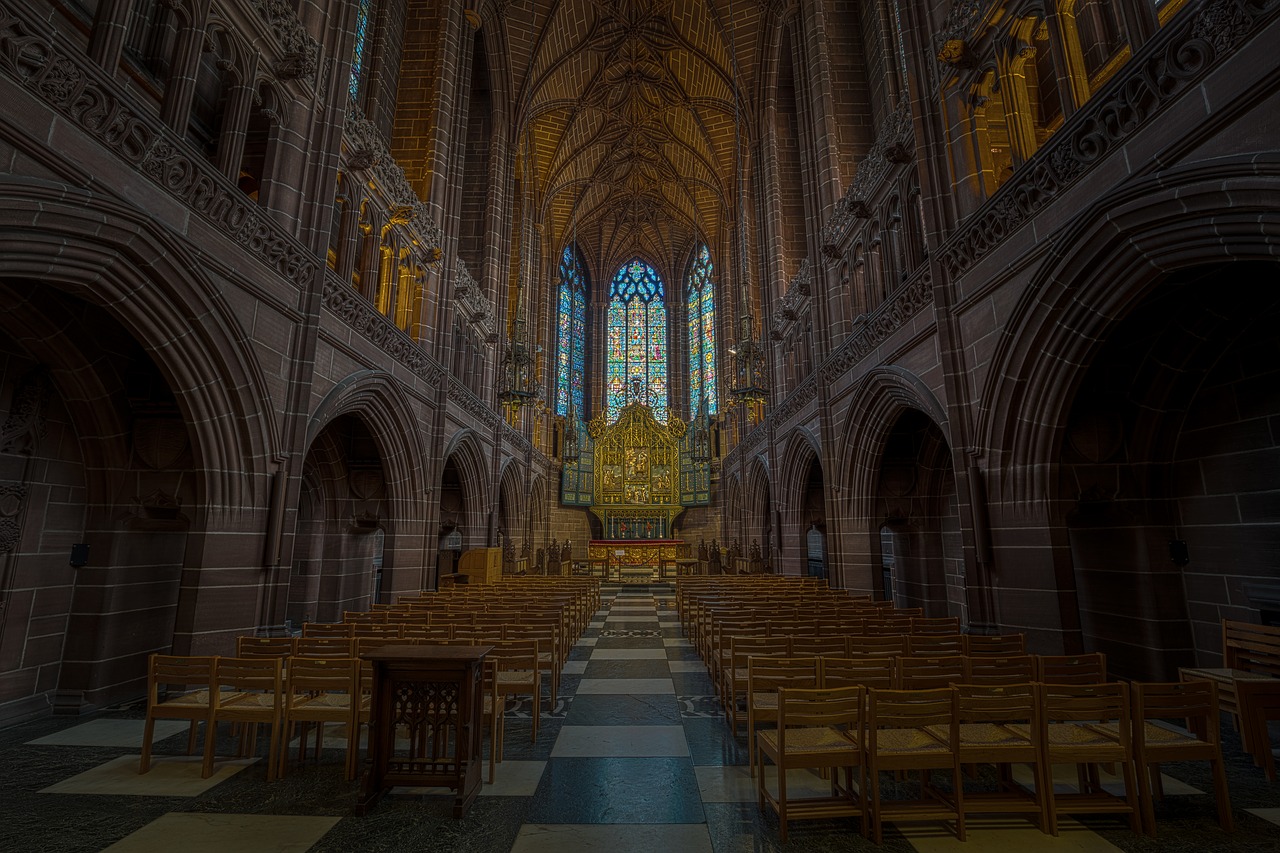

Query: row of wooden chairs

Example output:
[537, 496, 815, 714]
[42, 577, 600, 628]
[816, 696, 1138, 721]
[708, 632, 1027, 692]
[753, 679, 1233, 843]
[727, 652, 1106, 738]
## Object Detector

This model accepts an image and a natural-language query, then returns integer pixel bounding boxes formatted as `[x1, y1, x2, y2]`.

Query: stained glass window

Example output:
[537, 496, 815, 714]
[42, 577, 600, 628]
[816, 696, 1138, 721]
[606, 259, 668, 423]
[686, 244, 718, 417]
[555, 244, 587, 417]
[348, 0, 372, 102]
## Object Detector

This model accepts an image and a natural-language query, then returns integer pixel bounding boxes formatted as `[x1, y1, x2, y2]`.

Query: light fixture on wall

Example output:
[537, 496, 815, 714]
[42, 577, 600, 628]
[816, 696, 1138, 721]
[500, 133, 540, 414]
[724, 5, 768, 418]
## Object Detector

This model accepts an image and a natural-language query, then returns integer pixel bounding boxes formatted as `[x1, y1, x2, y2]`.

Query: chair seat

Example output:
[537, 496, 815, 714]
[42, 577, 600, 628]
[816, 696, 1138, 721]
[874, 726, 951, 755]
[293, 693, 353, 711]
[498, 671, 536, 685]
[751, 692, 778, 709]
[758, 726, 860, 753]
[933, 722, 1030, 747]
[157, 690, 218, 708]
[220, 692, 278, 711]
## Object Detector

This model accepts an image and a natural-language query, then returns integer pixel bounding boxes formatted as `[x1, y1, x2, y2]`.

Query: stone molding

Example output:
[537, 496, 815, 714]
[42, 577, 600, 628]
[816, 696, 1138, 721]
[773, 259, 812, 323]
[820, 102, 914, 255]
[0, 1, 318, 289]
[937, 0, 1280, 280]
[453, 259, 497, 342]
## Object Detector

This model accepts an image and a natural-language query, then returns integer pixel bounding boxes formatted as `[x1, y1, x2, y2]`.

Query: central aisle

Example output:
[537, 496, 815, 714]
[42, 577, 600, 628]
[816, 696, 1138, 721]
[510, 583, 724, 851]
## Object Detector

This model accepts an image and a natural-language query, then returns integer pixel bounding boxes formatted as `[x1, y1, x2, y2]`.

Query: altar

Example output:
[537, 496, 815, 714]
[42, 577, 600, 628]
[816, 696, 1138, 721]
[588, 539, 689, 582]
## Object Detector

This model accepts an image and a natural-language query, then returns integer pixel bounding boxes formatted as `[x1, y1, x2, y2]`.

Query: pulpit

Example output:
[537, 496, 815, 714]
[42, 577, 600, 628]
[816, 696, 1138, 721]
[358, 645, 492, 817]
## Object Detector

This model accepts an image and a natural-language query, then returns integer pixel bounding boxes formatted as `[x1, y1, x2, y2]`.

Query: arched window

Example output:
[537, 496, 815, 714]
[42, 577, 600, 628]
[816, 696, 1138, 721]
[606, 258, 668, 423]
[555, 244, 587, 418]
[685, 244, 718, 418]
[349, 0, 373, 102]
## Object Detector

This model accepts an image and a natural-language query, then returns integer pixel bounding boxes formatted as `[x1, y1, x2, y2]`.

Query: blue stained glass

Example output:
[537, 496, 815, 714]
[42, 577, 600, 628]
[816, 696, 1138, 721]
[349, 0, 372, 102]
[606, 258, 668, 423]
[686, 244, 717, 417]
[555, 244, 587, 417]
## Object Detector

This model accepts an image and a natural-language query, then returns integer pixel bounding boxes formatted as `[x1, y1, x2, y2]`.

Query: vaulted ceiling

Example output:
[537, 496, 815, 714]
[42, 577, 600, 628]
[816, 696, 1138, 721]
[495, 0, 768, 280]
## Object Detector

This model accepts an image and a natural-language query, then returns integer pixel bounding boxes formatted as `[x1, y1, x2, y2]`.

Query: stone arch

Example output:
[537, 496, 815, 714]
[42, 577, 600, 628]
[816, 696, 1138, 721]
[777, 427, 824, 576]
[976, 165, 1280, 673]
[979, 166, 1280, 509]
[440, 429, 490, 551]
[834, 366, 953, 597]
[0, 182, 275, 516]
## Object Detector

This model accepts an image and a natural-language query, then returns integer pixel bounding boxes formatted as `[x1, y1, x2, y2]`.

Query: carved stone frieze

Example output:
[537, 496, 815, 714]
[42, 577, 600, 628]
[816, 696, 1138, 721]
[821, 270, 934, 384]
[448, 377, 503, 431]
[322, 275, 447, 388]
[938, 0, 1280, 280]
[0, 2, 318, 288]
[771, 376, 817, 427]
[453, 259, 497, 342]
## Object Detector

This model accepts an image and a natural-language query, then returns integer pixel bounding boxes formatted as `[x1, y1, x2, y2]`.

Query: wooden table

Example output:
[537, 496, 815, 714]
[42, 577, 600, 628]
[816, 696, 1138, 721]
[358, 645, 492, 817]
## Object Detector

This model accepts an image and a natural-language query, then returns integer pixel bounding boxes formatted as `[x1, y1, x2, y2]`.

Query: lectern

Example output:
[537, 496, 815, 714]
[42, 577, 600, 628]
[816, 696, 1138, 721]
[358, 645, 492, 817]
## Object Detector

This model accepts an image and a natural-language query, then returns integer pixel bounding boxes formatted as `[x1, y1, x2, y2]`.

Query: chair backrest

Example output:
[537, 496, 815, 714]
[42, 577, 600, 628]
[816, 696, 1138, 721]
[352, 623, 402, 638]
[730, 635, 792, 664]
[295, 637, 357, 658]
[790, 635, 849, 657]
[302, 622, 352, 638]
[344, 610, 387, 624]
[402, 624, 453, 641]
[897, 655, 966, 690]
[776, 685, 864, 732]
[1037, 652, 1107, 684]
[1133, 680, 1219, 743]
[963, 653, 1036, 685]
[237, 636, 295, 658]
[911, 616, 962, 635]
[964, 633, 1027, 655]
[148, 654, 216, 698]
[821, 656, 895, 690]
[285, 656, 358, 705]
[216, 656, 282, 694]
[1039, 681, 1130, 726]
[849, 634, 906, 656]
[867, 686, 957, 733]
[486, 638, 539, 672]
[908, 634, 965, 656]
[954, 682, 1037, 724]
[748, 656, 821, 698]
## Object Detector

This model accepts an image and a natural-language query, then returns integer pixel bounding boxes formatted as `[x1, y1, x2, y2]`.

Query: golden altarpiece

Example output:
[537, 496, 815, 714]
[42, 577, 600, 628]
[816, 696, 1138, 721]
[561, 403, 712, 570]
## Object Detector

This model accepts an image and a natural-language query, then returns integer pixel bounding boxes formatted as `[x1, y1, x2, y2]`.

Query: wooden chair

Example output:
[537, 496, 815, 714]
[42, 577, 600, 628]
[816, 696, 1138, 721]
[505, 623, 562, 711]
[746, 656, 821, 776]
[965, 633, 1026, 655]
[948, 683, 1047, 830]
[1031, 682, 1140, 836]
[480, 657, 504, 783]
[963, 653, 1036, 685]
[209, 657, 284, 781]
[402, 624, 453, 641]
[488, 638, 542, 741]
[1037, 652, 1107, 684]
[236, 636, 295, 658]
[865, 687, 965, 844]
[1130, 681, 1233, 836]
[295, 637, 356, 658]
[302, 622, 352, 638]
[754, 686, 866, 843]
[344, 610, 387, 624]
[139, 654, 218, 776]
[724, 636, 791, 732]
[278, 656, 360, 780]
[820, 656, 895, 691]
[896, 655, 966, 690]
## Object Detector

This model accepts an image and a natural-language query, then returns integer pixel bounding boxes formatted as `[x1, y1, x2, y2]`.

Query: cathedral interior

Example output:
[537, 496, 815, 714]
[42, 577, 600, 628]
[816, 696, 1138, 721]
[0, 0, 1278, 849]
